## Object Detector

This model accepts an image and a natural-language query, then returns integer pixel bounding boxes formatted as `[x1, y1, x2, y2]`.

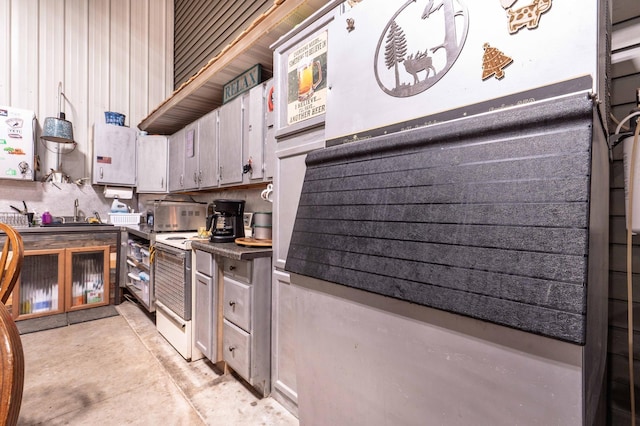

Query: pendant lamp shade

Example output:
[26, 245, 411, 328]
[42, 113, 74, 144]
[41, 82, 74, 144]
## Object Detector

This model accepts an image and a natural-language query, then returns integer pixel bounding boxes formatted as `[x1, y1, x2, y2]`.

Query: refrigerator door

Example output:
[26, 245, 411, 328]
[0, 106, 35, 181]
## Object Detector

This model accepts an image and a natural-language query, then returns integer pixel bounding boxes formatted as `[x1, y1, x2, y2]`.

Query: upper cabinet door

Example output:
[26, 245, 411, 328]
[218, 95, 244, 186]
[183, 121, 200, 190]
[246, 83, 265, 181]
[137, 135, 169, 193]
[168, 128, 186, 192]
[198, 109, 219, 189]
[92, 123, 137, 186]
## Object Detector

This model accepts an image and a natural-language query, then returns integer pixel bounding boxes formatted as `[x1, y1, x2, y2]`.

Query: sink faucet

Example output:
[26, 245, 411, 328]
[74, 199, 79, 222]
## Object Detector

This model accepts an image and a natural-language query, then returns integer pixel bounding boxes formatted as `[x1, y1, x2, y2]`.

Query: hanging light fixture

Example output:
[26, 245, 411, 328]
[41, 82, 74, 144]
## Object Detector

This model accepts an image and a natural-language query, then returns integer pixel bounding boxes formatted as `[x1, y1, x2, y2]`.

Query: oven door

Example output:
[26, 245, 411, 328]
[154, 242, 194, 360]
[154, 243, 191, 320]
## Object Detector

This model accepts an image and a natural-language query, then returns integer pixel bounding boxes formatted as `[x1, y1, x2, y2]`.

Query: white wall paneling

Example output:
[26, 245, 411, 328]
[0, 0, 11, 101]
[0, 0, 173, 181]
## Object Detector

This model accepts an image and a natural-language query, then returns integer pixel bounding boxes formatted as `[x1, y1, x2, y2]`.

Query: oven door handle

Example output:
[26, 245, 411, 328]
[155, 301, 186, 329]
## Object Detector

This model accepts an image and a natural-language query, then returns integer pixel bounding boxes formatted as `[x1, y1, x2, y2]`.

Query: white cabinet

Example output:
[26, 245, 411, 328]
[168, 128, 185, 192]
[92, 122, 137, 186]
[221, 256, 271, 397]
[183, 121, 200, 191]
[218, 94, 245, 186]
[167, 111, 219, 192]
[264, 79, 276, 180]
[137, 135, 168, 193]
[198, 109, 219, 189]
[246, 83, 266, 182]
[243, 79, 275, 183]
[195, 250, 217, 361]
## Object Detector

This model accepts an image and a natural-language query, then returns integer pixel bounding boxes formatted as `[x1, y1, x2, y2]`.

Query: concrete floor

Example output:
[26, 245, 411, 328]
[17, 300, 298, 425]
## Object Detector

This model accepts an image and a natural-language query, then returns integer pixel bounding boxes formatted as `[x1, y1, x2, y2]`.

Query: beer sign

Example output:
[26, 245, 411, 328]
[286, 31, 328, 125]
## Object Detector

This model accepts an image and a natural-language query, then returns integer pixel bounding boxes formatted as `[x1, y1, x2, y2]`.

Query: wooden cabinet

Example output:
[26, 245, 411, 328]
[13, 245, 110, 320]
[92, 122, 137, 186]
[137, 135, 169, 193]
[221, 256, 271, 397]
[194, 249, 218, 360]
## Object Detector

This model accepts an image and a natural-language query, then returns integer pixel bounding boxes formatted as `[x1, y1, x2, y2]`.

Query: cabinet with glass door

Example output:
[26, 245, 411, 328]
[13, 246, 111, 320]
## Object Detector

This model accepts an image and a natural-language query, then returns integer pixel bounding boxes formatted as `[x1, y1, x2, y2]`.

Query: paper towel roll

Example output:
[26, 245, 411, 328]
[103, 186, 133, 199]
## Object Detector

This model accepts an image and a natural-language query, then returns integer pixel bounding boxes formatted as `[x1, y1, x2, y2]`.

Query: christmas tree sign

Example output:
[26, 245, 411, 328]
[481, 43, 513, 80]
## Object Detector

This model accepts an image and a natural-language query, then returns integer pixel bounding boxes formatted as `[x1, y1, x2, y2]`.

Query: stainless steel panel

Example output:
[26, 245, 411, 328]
[223, 318, 251, 379]
[292, 275, 584, 425]
[223, 276, 252, 333]
[147, 200, 206, 232]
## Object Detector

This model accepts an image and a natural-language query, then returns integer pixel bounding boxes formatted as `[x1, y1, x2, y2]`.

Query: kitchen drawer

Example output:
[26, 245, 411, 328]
[195, 250, 213, 276]
[223, 258, 251, 283]
[223, 318, 250, 379]
[223, 276, 251, 332]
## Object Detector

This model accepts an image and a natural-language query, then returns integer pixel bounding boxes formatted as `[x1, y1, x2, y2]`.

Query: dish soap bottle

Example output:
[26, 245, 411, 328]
[41, 210, 52, 225]
[110, 197, 128, 213]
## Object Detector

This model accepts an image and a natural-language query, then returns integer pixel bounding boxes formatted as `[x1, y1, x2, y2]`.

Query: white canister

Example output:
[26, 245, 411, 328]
[252, 212, 272, 227]
[253, 225, 272, 240]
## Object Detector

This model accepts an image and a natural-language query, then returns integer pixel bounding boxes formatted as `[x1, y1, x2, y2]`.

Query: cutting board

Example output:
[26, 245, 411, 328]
[235, 237, 272, 247]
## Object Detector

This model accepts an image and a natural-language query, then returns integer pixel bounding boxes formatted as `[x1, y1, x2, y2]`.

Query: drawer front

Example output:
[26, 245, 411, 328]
[223, 277, 251, 332]
[223, 258, 251, 283]
[223, 318, 250, 379]
[195, 250, 213, 276]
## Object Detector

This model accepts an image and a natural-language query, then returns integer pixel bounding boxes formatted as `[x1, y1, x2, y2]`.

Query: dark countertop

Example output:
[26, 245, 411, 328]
[14, 224, 119, 234]
[191, 240, 272, 260]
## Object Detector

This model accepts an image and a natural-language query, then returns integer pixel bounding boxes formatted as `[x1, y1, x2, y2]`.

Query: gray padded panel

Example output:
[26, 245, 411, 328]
[285, 93, 595, 344]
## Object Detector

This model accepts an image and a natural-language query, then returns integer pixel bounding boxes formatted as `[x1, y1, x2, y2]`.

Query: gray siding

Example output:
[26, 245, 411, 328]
[173, 0, 272, 89]
[609, 0, 640, 422]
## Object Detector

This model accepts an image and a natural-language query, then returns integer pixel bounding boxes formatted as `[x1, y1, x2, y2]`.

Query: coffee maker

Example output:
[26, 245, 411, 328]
[207, 199, 245, 243]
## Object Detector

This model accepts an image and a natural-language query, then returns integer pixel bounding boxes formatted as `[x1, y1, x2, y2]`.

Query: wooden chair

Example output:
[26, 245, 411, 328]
[0, 223, 25, 425]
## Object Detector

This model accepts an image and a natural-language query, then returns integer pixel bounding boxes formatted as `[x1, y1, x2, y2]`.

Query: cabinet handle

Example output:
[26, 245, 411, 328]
[161, 177, 164, 188]
[100, 167, 104, 179]
[229, 301, 236, 308]
[228, 346, 236, 353]
[229, 265, 235, 271]
[198, 170, 202, 183]
[180, 174, 183, 186]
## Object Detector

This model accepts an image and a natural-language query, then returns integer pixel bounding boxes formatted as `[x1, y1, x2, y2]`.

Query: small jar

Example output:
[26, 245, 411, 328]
[41, 211, 52, 225]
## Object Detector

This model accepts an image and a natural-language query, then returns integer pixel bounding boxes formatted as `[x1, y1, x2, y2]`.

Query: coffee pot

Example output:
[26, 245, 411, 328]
[207, 199, 245, 243]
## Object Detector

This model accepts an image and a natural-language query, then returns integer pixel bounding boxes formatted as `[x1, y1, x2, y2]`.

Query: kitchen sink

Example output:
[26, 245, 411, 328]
[41, 216, 112, 227]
